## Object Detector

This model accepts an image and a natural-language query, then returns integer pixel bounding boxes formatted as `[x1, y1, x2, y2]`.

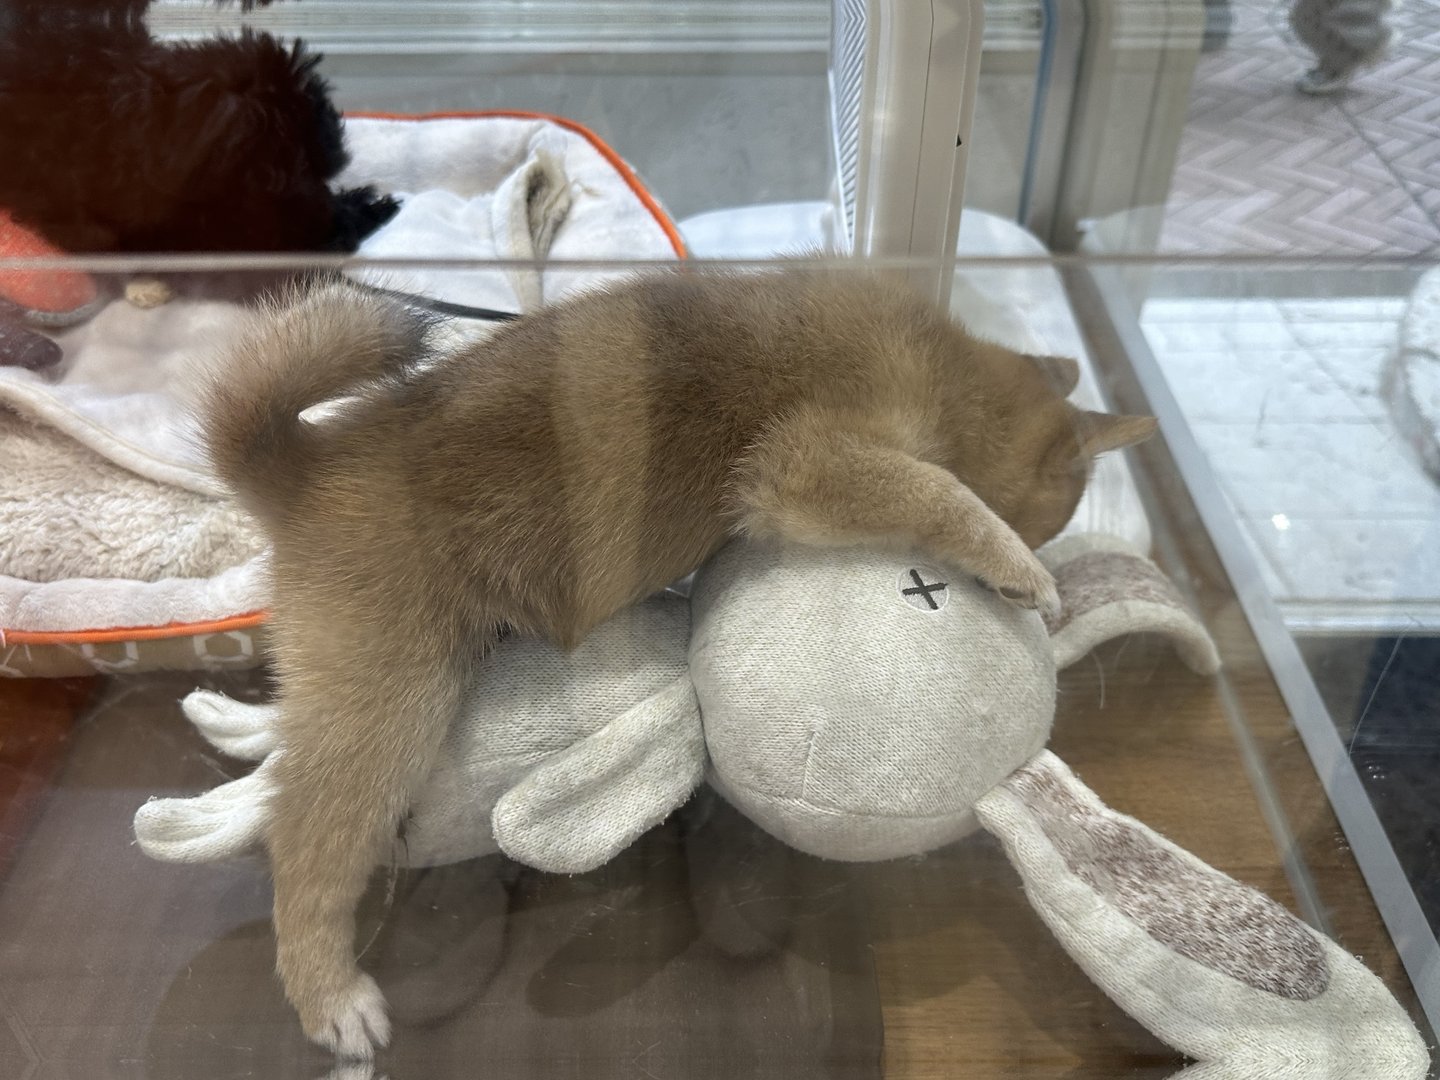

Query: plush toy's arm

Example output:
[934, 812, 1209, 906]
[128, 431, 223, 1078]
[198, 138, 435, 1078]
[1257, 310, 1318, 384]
[975, 752, 1428, 1080]
[492, 677, 704, 874]
[181, 689, 281, 760]
[1041, 534, 1221, 675]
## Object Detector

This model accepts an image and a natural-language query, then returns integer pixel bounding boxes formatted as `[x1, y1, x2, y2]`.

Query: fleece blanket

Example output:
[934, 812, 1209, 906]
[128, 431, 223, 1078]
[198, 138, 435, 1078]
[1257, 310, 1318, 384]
[0, 113, 686, 677]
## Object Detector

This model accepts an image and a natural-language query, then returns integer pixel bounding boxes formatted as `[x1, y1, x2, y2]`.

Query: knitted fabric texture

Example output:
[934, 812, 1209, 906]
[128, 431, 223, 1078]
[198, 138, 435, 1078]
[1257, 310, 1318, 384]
[1003, 755, 1328, 1001]
[132, 539, 1431, 1077]
[690, 541, 1055, 860]
[137, 536, 1223, 869]
[977, 752, 1429, 1079]
[135, 596, 697, 870]
[1040, 533, 1221, 675]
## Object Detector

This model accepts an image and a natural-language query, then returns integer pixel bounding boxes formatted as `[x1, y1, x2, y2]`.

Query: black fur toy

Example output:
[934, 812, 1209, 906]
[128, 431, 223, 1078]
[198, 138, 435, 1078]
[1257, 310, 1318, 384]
[0, 1, 399, 254]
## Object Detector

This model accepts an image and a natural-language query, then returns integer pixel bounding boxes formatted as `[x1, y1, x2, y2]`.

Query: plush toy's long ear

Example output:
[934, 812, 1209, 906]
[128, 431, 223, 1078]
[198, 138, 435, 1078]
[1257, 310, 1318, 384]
[975, 752, 1428, 1080]
[133, 753, 279, 863]
[492, 678, 704, 874]
[1040, 533, 1220, 675]
[180, 689, 281, 760]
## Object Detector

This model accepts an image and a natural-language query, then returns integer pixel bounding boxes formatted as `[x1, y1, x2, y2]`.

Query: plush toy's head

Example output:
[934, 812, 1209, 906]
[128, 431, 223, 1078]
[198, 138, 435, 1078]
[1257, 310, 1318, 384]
[691, 541, 1055, 861]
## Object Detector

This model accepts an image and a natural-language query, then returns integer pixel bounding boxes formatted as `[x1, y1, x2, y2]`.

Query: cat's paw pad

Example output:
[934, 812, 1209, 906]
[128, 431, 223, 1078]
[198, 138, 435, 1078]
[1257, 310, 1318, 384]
[979, 554, 1060, 617]
[301, 973, 391, 1060]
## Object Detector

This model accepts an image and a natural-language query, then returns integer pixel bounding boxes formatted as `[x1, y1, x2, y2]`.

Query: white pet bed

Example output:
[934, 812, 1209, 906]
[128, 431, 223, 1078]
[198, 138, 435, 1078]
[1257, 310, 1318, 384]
[0, 112, 685, 676]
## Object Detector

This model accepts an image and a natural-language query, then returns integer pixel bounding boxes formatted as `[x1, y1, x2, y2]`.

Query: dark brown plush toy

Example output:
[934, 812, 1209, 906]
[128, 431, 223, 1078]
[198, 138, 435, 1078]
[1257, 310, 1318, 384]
[0, 1, 398, 254]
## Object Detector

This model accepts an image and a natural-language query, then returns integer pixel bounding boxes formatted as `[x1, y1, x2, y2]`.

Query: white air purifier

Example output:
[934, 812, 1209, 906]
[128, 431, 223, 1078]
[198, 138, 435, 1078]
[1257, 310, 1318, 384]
[826, 0, 985, 304]
[679, 0, 984, 308]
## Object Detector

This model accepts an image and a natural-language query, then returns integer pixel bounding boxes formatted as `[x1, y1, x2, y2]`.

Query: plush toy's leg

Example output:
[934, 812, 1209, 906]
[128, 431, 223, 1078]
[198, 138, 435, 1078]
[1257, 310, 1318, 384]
[733, 417, 1058, 613]
[181, 689, 282, 760]
[133, 753, 279, 863]
[975, 752, 1429, 1079]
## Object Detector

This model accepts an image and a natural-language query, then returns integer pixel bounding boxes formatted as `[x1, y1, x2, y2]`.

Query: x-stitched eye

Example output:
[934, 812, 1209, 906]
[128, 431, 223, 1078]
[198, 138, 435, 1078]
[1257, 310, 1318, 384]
[899, 568, 948, 611]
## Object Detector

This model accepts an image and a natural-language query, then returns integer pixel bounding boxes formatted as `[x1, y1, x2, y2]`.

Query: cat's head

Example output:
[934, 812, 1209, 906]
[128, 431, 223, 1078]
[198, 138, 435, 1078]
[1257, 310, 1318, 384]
[948, 348, 1157, 548]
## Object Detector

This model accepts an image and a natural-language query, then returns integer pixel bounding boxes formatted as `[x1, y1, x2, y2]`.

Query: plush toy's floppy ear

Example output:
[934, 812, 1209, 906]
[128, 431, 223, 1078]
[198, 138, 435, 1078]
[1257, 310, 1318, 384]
[492, 678, 704, 875]
[975, 752, 1428, 1080]
[1041, 533, 1221, 675]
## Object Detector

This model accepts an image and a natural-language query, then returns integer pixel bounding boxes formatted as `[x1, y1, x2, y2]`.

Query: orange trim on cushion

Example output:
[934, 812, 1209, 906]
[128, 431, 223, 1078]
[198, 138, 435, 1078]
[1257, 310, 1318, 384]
[4, 611, 268, 647]
[347, 109, 688, 258]
[4, 109, 683, 647]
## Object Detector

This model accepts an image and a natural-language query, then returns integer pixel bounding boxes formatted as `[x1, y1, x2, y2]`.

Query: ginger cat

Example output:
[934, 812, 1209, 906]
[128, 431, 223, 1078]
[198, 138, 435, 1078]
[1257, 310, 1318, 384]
[205, 268, 1156, 1056]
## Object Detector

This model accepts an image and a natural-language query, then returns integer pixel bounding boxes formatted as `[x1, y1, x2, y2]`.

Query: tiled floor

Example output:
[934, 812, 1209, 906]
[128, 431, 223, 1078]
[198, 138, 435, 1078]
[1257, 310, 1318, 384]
[1162, 0, 1440, 256]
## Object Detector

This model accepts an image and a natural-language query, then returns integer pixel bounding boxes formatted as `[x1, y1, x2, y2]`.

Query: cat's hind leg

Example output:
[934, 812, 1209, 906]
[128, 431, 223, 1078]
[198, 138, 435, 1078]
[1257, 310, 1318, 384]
[264, 594, 490, 1058]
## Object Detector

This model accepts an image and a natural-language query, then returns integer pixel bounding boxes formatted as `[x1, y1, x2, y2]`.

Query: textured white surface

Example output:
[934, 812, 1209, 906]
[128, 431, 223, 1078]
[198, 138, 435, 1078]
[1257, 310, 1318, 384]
[1141, 294, 1440, 623]
[692, 540, 1056, 861]
[1390, 266, 1440, 478]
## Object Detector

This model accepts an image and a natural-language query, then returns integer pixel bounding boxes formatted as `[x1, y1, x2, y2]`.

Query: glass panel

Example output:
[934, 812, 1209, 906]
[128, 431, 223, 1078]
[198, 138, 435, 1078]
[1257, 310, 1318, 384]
[149, 0, 836, 222]
[2, 250, 1430, 1074]
[970, 1, 1046, 221]
[1, 0, 1433, 1076]
[1094, 257, 1440, 1039]
[1029, 0, 1440, 1042]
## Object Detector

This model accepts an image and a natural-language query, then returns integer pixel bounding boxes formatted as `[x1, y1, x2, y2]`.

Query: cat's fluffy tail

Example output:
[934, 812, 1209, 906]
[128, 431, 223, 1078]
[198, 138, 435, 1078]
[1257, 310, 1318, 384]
[202, 281, 431, 517]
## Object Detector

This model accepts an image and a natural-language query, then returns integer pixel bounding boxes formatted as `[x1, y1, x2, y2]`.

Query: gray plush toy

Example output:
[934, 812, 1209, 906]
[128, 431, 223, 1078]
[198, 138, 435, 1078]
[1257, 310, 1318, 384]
[135, 534, 1427, 1078]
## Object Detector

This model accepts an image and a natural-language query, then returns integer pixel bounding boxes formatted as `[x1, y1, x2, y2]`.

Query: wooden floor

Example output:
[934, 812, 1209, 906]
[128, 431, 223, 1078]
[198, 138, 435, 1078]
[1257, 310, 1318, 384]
[872, 628, 1424, 1078]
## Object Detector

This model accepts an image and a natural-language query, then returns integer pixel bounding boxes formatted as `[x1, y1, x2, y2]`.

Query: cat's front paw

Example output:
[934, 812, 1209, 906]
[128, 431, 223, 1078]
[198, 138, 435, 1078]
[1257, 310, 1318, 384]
[976, 547, 1060, 617]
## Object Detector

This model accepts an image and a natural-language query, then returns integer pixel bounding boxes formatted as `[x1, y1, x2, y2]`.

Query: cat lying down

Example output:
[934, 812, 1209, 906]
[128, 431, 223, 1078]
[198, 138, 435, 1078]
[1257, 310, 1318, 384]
[203, 267, 1156, 1056]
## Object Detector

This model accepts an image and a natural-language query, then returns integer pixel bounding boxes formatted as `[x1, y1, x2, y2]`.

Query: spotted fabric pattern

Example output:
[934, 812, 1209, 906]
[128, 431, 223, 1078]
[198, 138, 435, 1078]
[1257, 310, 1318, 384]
[1044, 551, 1187, 635]
[1009, 758, 1330, 1001]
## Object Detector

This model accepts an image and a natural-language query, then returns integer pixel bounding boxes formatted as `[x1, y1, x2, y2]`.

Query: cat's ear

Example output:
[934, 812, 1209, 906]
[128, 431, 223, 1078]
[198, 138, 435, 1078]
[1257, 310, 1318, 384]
[1075, 411, 1157, 457]
[1028, 354, 1081, 395]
